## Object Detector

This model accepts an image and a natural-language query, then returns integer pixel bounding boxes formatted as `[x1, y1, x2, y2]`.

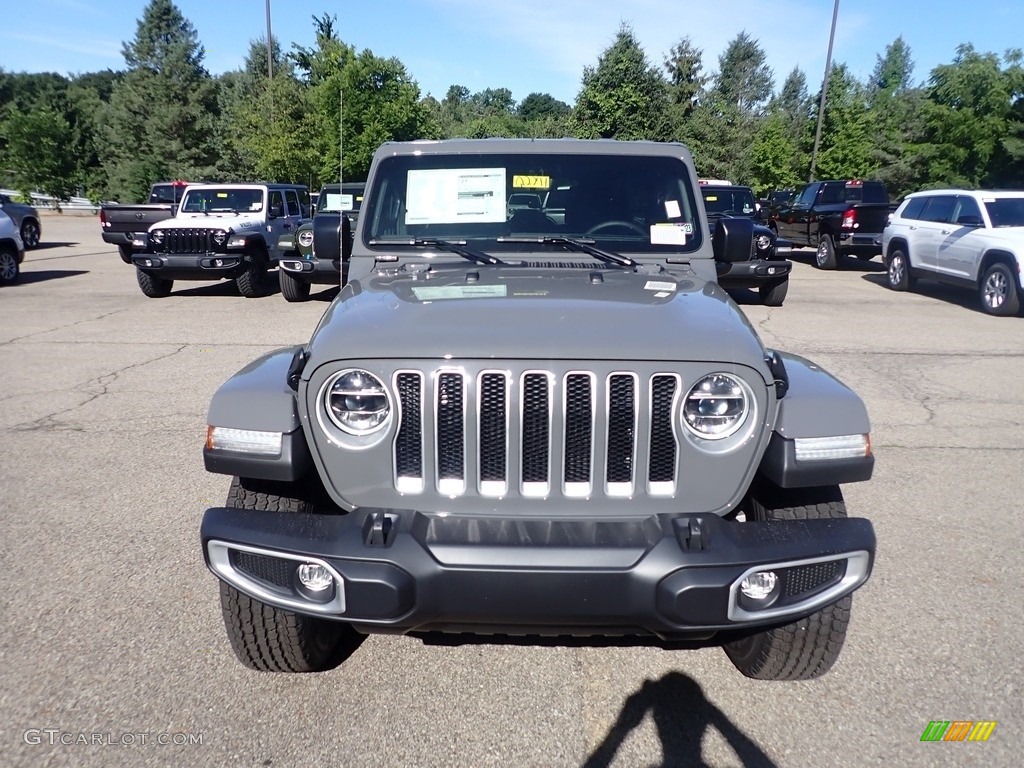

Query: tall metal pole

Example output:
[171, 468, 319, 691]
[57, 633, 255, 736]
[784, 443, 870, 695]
[265, 0, 273, 123]
[809, 0, 840, 182]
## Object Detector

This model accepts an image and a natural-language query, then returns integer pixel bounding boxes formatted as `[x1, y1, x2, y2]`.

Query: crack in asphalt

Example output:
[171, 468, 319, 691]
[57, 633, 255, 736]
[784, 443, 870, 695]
[0, 309, 129, 347]
[10, 345, 189, 432]
[875, 443, 1024, 452]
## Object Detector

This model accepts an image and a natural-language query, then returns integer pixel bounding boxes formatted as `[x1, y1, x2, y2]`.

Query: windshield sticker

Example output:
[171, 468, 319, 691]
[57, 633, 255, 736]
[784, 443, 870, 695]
[644, 280, 676, 292]
[406, 168, 506, 224]
[512, 174, 551, 189]
[705, 195, 718, 202]
[410, 285, 508, 301]
[654, 291, 671, 298]
[216, 193, 228, 198]
[650, 224, 688, 245]
[665, 200, 681, 219]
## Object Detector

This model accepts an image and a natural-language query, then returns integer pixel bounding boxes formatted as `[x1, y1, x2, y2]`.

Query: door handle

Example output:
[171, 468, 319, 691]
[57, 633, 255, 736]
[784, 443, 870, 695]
[941, 229, 950, 235]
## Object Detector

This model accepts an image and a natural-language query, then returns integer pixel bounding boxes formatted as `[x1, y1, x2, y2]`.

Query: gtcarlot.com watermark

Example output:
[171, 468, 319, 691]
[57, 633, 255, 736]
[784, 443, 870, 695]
[24, 729, 204, 747]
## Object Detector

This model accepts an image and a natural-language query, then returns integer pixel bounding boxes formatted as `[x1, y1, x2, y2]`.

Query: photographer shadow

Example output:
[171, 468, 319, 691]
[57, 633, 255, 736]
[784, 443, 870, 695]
[583, 671, 777, 768]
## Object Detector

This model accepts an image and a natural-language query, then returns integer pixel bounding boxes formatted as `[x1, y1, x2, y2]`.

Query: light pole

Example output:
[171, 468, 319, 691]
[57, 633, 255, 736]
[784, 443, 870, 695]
[809, 0, 840, 182]
[265, 0, 273, 123]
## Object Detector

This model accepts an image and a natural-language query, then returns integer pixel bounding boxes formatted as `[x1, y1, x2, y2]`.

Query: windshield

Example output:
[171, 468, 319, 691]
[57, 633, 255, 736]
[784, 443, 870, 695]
[363, 152, 702, 254]
[701, 187, 756, 216]
[181, 188, 264, 213]
[983, 197, 1024, 228]
[318, 185, 364, 214]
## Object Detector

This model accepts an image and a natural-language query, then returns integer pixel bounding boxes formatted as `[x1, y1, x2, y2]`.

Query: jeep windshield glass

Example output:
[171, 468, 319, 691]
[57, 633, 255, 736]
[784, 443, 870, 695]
[983, 197, 1024, 228]
[362, 152, 702, 255]
[180, 188, 264, 214]
[701, 188, 756, 218]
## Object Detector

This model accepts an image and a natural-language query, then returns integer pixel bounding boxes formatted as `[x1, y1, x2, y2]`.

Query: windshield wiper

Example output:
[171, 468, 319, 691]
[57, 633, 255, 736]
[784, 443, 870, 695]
[369, 237, 506, 265]
[498, 236, 637, 267]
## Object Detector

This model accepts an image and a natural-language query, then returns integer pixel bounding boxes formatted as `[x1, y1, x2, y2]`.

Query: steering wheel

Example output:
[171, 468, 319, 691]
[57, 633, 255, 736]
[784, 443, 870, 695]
[585, 220, 647, 237]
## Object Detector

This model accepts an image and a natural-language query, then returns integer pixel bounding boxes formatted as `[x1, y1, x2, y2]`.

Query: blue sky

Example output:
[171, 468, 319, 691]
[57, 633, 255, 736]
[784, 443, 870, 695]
[2, 0, 1021, 104]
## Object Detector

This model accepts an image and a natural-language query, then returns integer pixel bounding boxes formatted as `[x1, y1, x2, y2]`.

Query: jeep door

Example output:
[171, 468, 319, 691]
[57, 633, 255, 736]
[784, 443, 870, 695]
[934, 195, 986, 280]
[267, 190, 301, 263]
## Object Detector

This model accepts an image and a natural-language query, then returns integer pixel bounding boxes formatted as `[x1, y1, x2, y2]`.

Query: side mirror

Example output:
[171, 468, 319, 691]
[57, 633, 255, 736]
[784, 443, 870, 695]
[712, 216, 755, 263]
[956, 214, 983, 227]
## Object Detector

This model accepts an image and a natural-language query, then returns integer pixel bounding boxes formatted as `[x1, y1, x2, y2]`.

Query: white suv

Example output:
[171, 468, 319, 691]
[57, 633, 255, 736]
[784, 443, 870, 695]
[881, 189, 1024, 316]
[0, 209, 26, 284]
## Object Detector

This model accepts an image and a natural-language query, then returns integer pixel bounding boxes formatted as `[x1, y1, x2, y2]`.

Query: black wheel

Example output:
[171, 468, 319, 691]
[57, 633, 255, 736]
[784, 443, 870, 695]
[219, 477, 362, 673]
[758, 279, 789, 307]
[279, 268, 312, 302]
[118, 244, 134, 264]
[723, 483, 853, 681]
[0, 248, 19, 284]
[886, 249, 912, 291]
[136, 267, 173, 298]
[979, 262, 1020, 316]
[236, 250, 271, 298]
[814, 234, 838, 269]
[20, 218, 40, 248]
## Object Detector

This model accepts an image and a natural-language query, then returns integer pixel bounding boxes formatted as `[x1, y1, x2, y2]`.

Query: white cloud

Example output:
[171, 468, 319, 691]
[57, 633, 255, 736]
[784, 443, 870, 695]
[0, 31, 121, 61]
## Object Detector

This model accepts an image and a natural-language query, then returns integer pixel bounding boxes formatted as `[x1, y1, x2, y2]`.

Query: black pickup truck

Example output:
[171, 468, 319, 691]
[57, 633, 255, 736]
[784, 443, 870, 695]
[768, 180, 890, 269]
[100, 181, 190, 263]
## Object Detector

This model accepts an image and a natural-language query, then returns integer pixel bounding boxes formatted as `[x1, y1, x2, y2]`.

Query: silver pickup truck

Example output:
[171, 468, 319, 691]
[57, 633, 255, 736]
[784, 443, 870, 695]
[199, 139, 876, 681]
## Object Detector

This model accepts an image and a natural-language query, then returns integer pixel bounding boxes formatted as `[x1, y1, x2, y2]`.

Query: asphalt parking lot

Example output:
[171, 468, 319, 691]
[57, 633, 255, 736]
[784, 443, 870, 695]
[2, 215, 1022, 767]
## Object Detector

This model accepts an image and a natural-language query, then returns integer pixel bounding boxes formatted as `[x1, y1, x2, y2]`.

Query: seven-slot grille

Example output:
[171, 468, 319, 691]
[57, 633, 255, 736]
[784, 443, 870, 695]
[155, 228, 215, 254]
[393, 369, 681, 498]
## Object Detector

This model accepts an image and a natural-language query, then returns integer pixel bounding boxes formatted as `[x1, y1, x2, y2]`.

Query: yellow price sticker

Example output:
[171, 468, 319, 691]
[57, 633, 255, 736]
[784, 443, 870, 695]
[513, 175, 551, 189]
[216, 192, 228, 198]
[705, 195, 718, 202]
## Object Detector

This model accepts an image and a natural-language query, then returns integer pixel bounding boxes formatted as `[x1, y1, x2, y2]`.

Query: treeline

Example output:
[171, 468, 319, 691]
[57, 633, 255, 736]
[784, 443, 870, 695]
[1, 0, 1022, 205]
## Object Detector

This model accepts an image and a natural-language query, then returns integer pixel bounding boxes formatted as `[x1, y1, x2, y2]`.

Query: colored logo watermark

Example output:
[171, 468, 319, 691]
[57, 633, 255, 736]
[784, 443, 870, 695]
[920, 721, 997, 742]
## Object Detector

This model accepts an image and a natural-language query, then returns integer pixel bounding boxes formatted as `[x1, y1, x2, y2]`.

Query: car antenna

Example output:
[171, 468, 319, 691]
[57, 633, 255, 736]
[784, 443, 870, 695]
[338, 86, 344, 289]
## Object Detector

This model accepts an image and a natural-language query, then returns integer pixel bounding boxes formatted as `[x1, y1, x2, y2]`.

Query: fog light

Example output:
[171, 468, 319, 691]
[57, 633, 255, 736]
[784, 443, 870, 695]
[213, 258, 224, 267]
[297, 563, 333, 592]
[740, 571, 778, 601]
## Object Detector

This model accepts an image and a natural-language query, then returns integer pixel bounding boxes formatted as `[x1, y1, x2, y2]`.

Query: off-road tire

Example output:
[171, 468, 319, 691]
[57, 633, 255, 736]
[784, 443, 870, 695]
[118, 244, 134, 264]
[979, 262, 1020, 317]
[279, 268, 312, 302]
[136, 267, 173, 298]
[723, 483, 852, 681]
[886, 249, 912, 291]
[219, 477, 360, 672]
[0, 247, 19, 284]
[20, 219, 41, 249]
[815, 233, 839, 270]
[236, 250, 271, 298]
[759, 279, 789, 307]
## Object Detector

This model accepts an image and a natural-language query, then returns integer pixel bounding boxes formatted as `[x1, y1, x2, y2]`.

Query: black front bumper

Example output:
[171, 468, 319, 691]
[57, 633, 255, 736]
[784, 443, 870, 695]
[132, 252, 247, 281]
[201, 506, 874, 639]
[717, 259, 792, 289]
[279, 256, 343, 285]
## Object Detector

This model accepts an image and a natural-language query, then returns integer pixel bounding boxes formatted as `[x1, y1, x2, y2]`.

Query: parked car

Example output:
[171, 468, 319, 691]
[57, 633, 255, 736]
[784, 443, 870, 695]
[700, 183, 790, 305]
[0, 209, 26, 284]
[200, 138, 876, 682]
[0, 193, 41, 249]
[769, 180, 891, 268]
[882, 189, 1024, 316]
[100, 181, 192, 262]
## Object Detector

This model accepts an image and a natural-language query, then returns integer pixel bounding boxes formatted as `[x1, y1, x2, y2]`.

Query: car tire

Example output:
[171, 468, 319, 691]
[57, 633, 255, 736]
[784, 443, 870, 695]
[758, 278, 789, 306]
[20, 219, 41, 249]
[280, 268, 312, 302]
[886, 249, 913, 291]
[0, 247, 20, 284]
[236, 250, 271, 298]
[979, 262, 1021, 317]
[815, 234, 839, 270]
[118, 244, 134, 264]
[219, 477, 362, 673]
[723, 483, 853, 681]
[136, 267, 173, 298]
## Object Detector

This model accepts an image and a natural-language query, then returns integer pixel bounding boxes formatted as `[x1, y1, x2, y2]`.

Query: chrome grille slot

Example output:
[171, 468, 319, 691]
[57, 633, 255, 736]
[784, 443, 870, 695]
[436, 372, 465, 494]
[478, 372, 508, 496]
[521, 373, 551, 494]
[648, 375, 678, 493]
[606, 374, 637, 494]
[563, 373, 594, 495]
[394, 372, 423, 493]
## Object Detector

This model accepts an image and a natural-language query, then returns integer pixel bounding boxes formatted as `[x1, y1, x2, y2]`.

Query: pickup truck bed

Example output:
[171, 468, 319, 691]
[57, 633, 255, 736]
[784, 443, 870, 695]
[100, 181, 189, 262]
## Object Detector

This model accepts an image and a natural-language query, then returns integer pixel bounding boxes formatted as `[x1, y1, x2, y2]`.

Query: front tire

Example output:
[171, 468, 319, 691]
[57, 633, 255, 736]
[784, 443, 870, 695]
[219, 477, 362, 672]
[279, 268, 312, 302]
[759, 279, 789, 307]
[815, 234, 839, 270]
[136, 267, 173, 298]
[236, 250, 271, 298]
[723, 484, 853, 681]
[979, 262, 1020, 316]
[886, 249, 913, 291]
[20, 219, 40, 248]
[0, 248, 20, 283]
[118, 244, 134, 264]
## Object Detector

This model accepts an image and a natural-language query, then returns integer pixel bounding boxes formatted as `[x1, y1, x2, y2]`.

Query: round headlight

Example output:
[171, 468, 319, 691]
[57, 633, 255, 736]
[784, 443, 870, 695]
[297, 230, 314, 249]
[211, 229, 229, 247]
[150, 229, 165, 245]
[324, 369, 390, 435]
[756, 233, 773, 251]
[683, 373, 749, 439]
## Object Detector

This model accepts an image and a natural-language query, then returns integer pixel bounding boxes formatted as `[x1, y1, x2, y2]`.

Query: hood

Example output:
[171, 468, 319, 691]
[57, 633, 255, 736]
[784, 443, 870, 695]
[305, 265, 768, 365]
[151, 213, 263, 233]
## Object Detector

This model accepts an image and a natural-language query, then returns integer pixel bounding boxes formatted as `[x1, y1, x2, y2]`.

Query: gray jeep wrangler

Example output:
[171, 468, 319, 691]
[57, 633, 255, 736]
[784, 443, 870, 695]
[200, 139, 876, 681]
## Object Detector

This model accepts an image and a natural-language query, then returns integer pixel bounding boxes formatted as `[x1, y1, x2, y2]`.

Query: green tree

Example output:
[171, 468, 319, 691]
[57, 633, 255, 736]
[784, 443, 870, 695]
[1, 109, 77, 203]
[517, 93, 570, 121]
[571, 24, 670, 141]
[763, 67, 812, 188]
[811, 63, 874, 180]
[866, 37, 924, 196]
[98, 0, 219, 201]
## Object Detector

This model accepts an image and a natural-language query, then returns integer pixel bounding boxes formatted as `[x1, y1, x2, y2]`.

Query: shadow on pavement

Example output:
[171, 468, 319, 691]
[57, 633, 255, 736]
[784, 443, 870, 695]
[583, 671, 777, 768]
[781, 248, 885, 273]
[10, 269, 89, 285]
[30, 242, 80, 251]
[860, 273, 993, 315]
